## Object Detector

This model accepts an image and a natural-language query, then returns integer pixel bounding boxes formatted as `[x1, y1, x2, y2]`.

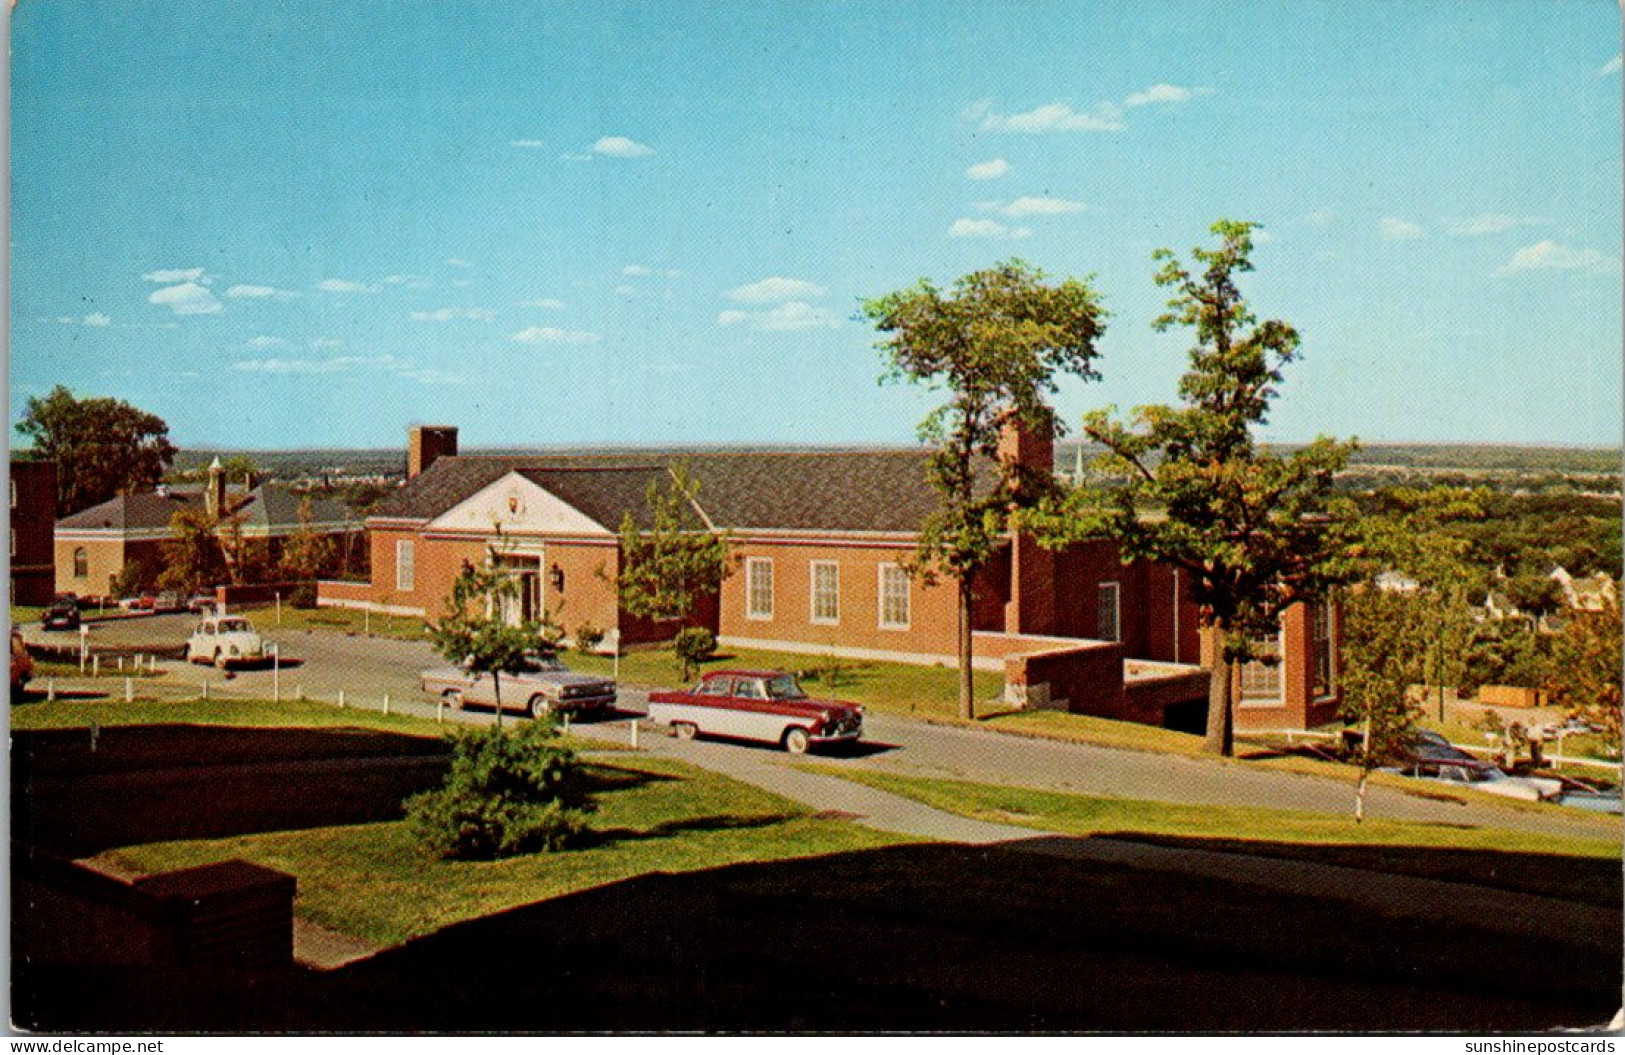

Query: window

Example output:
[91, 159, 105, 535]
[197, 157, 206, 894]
[746, 557, 774, 620]
[1311, 603, 1336, 698]
[1097, 582, 1121, 643]
[698, 676, 732, 697]
[810, 561, 839, 625]
[879, 564, 910, 630]
[395, 539, 416, 592]
[1239, 633, 1284, 705]
[73, 547, 88, 579]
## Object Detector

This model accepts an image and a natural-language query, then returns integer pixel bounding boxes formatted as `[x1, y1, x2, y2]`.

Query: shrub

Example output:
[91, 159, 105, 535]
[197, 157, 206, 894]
[673, 626, 717, 681]
[573, 622, 605, 654]
[288, 583, 318, 609]
[405, 720, 593, 860]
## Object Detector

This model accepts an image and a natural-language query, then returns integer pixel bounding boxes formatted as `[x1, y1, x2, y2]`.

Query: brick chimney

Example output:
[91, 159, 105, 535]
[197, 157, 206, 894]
[205, 457, 227, 519]
[408, 425, 459, 479]
[999, 407, 1058, 636]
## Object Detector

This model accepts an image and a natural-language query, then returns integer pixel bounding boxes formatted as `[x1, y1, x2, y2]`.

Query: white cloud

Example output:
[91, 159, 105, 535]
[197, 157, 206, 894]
[726, 277, 828, 303]
[979, 101, 1125, 133]
[233, 354, 402, 376]
[451, 279, 473, 288]
[621, 264, 651, 276]
[1599, 54, 1621, 76]
[1379, 217, 1425, 241]
[511, 326, 602, 345]
[591, 135, 654, 158]
[966, 158, 1010, 180]
[246, 335, 289, 349]
[310, 337, 343, 349]
[445, 258, 472, 269]
[1495, 240, 1620, 276]
[516, 298, 566, 309]
[614, 285, 636, 297]
[509, 139, 547, 148]
[225, 284, 297, 299]
[383, 274, 433, 289]
[1298, 209, 1336, 227]
[1124, 83, 1213, 107]
[82, 313, 111, 327]
[947, 218, 1030, 239]
[149, 282, 223, 315]
[395, 367, 473, 386]
[142, 267, 206, 283]
[717, 301, 840, 331]
[317, 278, 381, 294]
[999, 196, 1086, 217]
[410, 307, 495, 322]
[1442, 214, 1549, 237]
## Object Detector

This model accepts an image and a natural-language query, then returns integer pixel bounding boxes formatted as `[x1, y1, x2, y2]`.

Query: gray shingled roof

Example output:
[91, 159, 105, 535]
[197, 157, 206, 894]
[58, 485, 356, 533]
[372, 449, 991, 533]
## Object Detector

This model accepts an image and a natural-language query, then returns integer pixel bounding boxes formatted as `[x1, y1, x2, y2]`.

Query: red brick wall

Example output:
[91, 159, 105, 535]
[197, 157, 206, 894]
[1003, 640, 1126, 717]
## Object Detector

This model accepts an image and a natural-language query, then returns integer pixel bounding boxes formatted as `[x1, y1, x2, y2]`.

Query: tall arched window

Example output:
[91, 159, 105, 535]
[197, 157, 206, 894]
[73, 547, 89, 579]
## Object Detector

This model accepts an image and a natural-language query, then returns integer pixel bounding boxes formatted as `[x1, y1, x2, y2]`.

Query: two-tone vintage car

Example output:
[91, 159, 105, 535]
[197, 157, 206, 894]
[420, 652, 618, 720]
[647, 669, 863, 754]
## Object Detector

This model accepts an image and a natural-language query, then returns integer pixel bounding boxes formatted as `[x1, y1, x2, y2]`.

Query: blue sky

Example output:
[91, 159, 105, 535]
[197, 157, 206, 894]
[10, 1, 1622, 451]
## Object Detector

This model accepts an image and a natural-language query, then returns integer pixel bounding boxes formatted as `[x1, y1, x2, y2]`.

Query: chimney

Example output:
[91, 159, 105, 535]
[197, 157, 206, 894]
[205, 457, 226, 519]
[997, 407, 1055, 478]
[408, 425, 459, 479]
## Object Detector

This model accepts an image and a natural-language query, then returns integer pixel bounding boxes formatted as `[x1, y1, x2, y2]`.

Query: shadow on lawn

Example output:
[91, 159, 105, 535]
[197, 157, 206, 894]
[19, 836, 1619, 1033]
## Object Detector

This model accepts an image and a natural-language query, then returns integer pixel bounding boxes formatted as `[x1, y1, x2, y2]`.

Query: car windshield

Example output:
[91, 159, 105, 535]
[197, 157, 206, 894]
[520, 654, 565, 673]
[218, 618, 251, 633]
[765, 674, 807, 700]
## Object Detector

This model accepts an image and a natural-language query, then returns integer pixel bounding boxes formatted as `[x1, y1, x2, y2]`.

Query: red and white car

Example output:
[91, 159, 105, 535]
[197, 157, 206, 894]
[647, 669, 864, 754]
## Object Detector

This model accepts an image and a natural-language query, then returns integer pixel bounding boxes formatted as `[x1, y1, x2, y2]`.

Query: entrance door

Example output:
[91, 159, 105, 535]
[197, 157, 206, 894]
[493, 554, 541, 627]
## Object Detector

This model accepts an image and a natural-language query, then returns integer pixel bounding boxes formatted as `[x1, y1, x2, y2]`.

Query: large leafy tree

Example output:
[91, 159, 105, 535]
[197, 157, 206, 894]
[1544, 596, 1623, 756]
[429, 548, 541, 731]
[15, 385, 177, 514]
[156, 509, 230, 596]
[614, 464, 732, 625]
[863, 260, 1106, 720]
[1050, 221, 1361, 755]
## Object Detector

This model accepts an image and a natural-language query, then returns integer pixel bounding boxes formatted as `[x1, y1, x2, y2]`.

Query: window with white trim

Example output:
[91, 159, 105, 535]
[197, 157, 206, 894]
[810, 560, 839, 625]
[1239, 632, 1284, 705]
[1311, 603, 1336, 698]
[879, 563, 910, 630]
[1097, 582, 1121, 642]
[395, 539, 416, 592]
[746, 557, 774, 620]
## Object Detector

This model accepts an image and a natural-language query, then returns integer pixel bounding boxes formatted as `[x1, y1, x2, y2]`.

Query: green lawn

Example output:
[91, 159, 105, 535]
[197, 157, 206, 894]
[234, 603, 432, 641]
[10, 696, 452, 736]
[91, 754, 909, 948]
[10, 605, 46, 627]
[799, 765, 1622, 905]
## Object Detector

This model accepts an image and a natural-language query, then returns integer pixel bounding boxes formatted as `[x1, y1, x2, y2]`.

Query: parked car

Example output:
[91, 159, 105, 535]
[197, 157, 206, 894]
[420, 651, 617, 720]
[118, 595, 156, 612]
[186, 615, 267, 668]
[1383, 744, 1564, 802]
[41, 595, 82, 631]
[187, 592, 218, 614]
[11, 631, 33, 696]
[647, 669, 864, 754]
[153, 590, 186, 613]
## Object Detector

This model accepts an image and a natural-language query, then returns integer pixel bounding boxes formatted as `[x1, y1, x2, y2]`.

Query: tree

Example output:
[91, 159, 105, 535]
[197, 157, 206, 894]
[1502, 570, 1564, 629]
[278, 496, 336, 583]
[1338, 588, 1425, 821]
[614, 464, 732, 625]
[1050, 221, 1361, 755]
[862, 260, 1107, 720]
[157, 509, 229, 596]
[428, 548, 541, 731]
[1544, 597, 1623, 756]
[15, 385, 177, 514]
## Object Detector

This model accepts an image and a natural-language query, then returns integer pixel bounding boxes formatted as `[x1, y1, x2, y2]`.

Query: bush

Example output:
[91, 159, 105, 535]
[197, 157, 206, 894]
[404, 720, 593, 860]
[288, 583, 318, 609]
[673, 626, 717, 681]
[573, 622, 605, 654]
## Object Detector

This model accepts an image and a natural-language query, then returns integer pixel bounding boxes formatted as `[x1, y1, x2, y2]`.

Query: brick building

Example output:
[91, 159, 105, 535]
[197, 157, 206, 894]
[319, 426, 1341, 731]
[55, 460, 361, 600]
[10, 460, 58, 606]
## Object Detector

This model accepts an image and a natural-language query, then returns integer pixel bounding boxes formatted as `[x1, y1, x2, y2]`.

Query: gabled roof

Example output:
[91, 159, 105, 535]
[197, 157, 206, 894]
[373, 449, 991, 534]
[57, 485, 356, 534]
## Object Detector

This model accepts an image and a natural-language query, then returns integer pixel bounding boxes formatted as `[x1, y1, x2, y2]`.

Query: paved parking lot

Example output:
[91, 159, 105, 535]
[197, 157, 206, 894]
[19, 612, 1620, 841]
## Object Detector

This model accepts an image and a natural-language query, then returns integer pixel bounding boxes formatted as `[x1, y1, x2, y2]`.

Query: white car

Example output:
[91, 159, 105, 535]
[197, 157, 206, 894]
[1386, 759, 1564, 802]
[187, 615, 267, 669]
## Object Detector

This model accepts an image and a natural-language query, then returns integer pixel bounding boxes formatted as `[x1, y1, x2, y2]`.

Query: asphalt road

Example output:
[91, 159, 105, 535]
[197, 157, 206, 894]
[23, 612, 1620, 841]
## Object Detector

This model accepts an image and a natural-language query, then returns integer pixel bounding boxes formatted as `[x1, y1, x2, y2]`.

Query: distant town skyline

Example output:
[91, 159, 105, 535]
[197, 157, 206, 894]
[10, 1, 1622, 450]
